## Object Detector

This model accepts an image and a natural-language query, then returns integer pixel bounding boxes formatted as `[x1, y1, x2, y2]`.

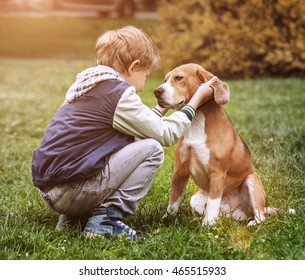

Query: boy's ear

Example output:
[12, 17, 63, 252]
[127, 60, 141, 74]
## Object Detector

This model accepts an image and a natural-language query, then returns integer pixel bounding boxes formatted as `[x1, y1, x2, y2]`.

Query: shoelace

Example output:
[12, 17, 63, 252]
[116, 221, 137, 237]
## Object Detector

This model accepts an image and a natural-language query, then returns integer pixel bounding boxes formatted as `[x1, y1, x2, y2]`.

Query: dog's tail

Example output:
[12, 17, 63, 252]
[264, 207, 296, 216]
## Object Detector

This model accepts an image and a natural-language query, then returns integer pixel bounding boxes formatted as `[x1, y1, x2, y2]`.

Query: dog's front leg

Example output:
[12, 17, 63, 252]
[164, 150, 190, 218]
[165, 171, 190, 217]
[202, 174, 224, 226]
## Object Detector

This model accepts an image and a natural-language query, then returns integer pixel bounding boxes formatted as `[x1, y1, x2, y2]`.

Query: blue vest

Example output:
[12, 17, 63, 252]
[32, 80, 134, 187]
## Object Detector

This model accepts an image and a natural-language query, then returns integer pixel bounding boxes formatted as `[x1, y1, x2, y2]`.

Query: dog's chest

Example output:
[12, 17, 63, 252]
[180, 111, 210, 174]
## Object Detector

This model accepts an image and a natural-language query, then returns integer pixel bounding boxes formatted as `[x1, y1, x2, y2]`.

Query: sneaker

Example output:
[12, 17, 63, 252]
[83, 208, 146, 241]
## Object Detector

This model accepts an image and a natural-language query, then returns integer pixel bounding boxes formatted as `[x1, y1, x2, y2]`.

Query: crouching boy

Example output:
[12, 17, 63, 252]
[32, 26, 217, 240]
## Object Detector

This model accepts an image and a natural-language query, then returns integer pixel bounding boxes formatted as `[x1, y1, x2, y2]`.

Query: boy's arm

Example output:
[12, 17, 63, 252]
[113, 87, 191, 147]
[152, 105, 169, 117]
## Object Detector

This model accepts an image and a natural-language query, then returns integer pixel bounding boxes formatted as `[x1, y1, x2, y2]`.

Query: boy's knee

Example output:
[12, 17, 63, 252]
[145, 139, 164, 165]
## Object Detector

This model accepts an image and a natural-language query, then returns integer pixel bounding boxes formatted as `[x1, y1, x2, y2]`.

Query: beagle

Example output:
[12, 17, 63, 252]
[154, 63, 294, 226]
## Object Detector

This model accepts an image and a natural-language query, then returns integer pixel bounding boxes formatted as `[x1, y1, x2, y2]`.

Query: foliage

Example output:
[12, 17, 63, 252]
[156, 0, 305, 78]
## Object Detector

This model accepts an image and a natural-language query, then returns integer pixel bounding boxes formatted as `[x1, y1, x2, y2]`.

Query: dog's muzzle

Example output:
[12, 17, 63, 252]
[154, 87, 169, 108]
[154, 87, 164, 98]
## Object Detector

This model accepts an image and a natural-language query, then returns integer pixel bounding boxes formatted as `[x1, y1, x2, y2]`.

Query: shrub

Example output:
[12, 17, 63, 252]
[155, 0, 305, 78]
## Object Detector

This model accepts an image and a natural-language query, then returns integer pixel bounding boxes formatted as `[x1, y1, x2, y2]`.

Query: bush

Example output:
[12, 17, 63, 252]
[156, 0, 305, 78]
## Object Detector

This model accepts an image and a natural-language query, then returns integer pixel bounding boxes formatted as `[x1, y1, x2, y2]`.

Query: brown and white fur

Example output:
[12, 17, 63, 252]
[154, 63, 295, 226]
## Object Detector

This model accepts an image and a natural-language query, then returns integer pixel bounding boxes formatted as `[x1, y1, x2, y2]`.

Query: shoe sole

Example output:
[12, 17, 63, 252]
[83, 231, 106, 239]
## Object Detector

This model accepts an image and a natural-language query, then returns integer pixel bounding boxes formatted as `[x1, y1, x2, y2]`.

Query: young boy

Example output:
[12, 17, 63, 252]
[32, 26, 217, 240]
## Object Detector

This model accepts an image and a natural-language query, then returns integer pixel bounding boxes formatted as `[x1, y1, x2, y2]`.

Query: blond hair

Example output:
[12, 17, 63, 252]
[95, 26, 160, 73]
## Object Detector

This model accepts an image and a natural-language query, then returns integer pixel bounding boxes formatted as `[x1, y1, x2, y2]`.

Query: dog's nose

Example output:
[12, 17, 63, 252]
[154, 87, 164, 97]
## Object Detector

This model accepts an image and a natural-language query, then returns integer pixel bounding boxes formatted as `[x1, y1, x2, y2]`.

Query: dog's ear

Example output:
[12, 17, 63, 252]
[196, 69, 230, 105]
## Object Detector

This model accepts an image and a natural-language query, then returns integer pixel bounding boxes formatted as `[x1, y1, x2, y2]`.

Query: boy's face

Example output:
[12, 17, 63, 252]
[124, 69, 151, 93]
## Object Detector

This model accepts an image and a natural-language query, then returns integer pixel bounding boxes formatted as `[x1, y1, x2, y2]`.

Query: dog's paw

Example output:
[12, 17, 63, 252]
[163, 202, 181, 219]
[247, 216, 265, 227]
[162, 210, 177, 219]
[190, 194, 206, 216]
[247, 220, 258, 227]
[202, 216, 217, 227]
[191, 203, 205, 216]
[162, 212, 169, 219]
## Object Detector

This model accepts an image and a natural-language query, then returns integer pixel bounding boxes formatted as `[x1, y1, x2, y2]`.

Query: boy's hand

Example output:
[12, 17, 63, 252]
[187, 76, 219, 110]
[155, 105, 169, 116]
[195, 76, 218, 103]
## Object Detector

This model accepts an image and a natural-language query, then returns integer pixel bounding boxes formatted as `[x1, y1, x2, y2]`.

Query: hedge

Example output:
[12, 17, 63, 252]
[155, 0, 305, 78]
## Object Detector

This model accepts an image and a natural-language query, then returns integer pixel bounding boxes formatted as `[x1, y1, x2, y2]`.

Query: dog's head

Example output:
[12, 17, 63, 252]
[154, 63, 230, 110]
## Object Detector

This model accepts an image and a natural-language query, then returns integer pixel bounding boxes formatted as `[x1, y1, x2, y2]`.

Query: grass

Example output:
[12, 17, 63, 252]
[1, 58, 304, 260]
[0, 16, 305, 260]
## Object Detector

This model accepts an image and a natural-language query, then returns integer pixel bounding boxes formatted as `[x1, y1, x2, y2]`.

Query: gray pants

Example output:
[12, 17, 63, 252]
[40, 139, 164, 217]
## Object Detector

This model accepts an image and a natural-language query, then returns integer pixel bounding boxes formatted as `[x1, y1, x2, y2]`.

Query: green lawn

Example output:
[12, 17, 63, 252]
[0, 16, 304, 260]
[0, 58, 304, 260]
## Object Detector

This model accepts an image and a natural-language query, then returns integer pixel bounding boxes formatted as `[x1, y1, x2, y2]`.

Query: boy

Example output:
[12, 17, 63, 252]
[32, 26, 217, 240]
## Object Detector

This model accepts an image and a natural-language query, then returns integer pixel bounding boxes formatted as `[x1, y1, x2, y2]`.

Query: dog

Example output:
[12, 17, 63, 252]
[154, 63, 294, 226]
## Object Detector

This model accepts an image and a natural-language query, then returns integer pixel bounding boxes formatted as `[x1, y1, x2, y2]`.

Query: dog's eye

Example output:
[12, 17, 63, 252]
[174, 76, 183, 82]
